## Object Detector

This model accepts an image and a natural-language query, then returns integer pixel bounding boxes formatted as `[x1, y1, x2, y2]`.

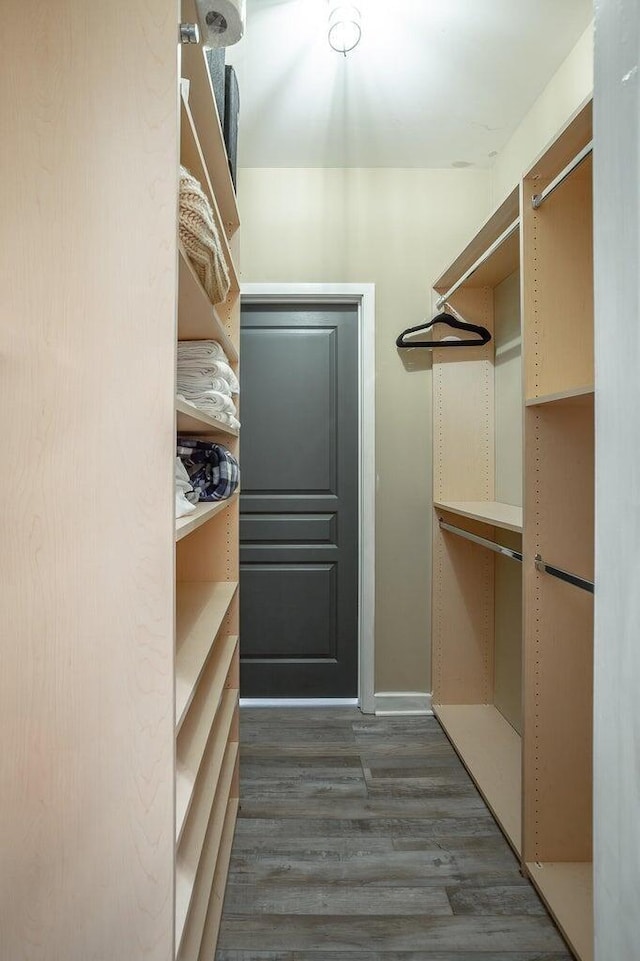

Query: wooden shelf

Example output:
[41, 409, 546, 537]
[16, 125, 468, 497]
[175, 738, 239, 953]
[526, 385, 594, 408]
[435, 187, 519, 293]
[180, 0, 240, 239]
[180, 94, 240, 297]
[176, 397, 239, 437]
[175, 582, 238, 729]
[526, 861, 593, 961]
[525, 99, 592, 191]
[176, 494, 238, 542]
[435, 500, 523, 533]
[177, 685, 237, 845]
[435, 704, 522, 854]
[178, 246, 238, 359]
[193, 795, 240, 960]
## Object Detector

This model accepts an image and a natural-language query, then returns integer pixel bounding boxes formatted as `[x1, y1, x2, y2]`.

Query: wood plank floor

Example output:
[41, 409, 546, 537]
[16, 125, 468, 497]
[215, 709, 572, 960]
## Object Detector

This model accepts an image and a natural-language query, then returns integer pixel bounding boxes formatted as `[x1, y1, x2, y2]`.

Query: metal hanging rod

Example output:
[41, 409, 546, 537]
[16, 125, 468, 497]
[534, 554, 594, 594]
[531, 141, 593, 210]
[435, 218, 520, 310]
[439, 519, 523, 562]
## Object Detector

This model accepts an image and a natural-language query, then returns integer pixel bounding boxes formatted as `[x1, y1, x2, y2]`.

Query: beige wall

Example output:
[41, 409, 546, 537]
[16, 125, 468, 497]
[490, 23, 594, 206]
[237, 167, 490, 692]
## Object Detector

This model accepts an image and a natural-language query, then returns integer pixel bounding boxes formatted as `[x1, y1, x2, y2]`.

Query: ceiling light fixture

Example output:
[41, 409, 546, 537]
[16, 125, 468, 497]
[328, 4, 362, 56]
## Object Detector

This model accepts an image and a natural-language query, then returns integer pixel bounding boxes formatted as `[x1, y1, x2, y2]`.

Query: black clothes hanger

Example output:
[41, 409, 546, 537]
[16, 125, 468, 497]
[396, 306, 491, 349]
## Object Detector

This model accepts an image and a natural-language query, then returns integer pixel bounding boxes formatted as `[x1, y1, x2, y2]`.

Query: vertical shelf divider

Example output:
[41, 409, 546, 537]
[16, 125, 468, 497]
[175, 7, 241, 955]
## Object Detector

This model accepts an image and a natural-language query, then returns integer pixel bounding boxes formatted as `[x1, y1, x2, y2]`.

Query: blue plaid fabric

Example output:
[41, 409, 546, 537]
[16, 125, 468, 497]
[177, 437, 240, 502]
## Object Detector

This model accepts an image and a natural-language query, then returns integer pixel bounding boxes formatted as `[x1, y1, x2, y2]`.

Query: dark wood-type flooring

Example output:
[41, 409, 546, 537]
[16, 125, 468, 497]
[215, 708, 572, 960]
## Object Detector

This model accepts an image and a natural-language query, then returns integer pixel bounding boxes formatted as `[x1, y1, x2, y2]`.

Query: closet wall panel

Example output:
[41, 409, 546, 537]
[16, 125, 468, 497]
[0, 1, 179, 958]
[593, 2, 640, 956]
[494, 271, 523, 506]
[433, 515, 495, 704]
[494, 537, 523, 734]
[433, 288, 495, 503]
[524, 155, 594, 401]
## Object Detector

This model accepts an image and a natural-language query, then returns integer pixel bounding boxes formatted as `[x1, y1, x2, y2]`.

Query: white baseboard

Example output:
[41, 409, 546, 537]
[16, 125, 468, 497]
[374, 691, 433, 716]
[239, 698, 359, 708]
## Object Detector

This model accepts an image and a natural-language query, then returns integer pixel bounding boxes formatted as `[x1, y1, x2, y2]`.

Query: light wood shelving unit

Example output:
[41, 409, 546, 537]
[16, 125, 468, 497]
[431, 100, 594, 961]
[174, 2, 241, 956]
[432, 185, 524, 856]
[522, 102, 594, 961]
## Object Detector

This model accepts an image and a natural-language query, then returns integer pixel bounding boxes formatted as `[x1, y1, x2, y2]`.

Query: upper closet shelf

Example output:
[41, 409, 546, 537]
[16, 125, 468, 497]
[525, 98, 592, 195]
[178, 247, 238, 360]
[180, 0, 240, 239]
[435, 500, 523, 534]
[434, 187, 520, 299]
[180, 94, 240, 297]
[176, 494, 239, 542]
[525, 385, 594, 408]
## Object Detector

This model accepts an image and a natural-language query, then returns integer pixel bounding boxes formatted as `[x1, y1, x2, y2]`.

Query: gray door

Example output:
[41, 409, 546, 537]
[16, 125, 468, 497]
[239, 303, 359, 697]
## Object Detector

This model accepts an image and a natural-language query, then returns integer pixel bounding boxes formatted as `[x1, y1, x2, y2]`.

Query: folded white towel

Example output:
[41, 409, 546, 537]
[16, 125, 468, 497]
[178, 370, 231, 397]
[177, 369, 234, 397]
[177, 340, 229, 364]
[177, 395, 241, 432]
[219, 413, 241, 431]
[177, 389, 236, 415]
[176, 360, 239, 395]
[175, 458, 198, 518]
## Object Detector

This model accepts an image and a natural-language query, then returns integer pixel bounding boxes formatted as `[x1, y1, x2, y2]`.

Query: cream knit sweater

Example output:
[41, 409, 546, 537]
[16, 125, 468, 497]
[179, 165, 230, 306]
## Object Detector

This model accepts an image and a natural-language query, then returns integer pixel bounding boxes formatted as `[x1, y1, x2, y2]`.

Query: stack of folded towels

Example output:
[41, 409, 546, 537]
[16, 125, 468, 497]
[177, 339, 240, 430]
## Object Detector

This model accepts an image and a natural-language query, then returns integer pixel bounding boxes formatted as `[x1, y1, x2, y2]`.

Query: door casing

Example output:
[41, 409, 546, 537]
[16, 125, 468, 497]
[240, 283, 375, 714]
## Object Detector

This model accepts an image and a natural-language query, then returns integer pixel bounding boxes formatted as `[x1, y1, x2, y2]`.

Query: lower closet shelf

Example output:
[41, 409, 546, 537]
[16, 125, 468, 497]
[176, 582, 238, 729]
[189, 795, 239, 961]
[176, 495, 239, 542]
[526, 861, 593, 961]
[176, 737, 239, 954]
[434, 704, 521, 853]
[176, 687, 238, 845]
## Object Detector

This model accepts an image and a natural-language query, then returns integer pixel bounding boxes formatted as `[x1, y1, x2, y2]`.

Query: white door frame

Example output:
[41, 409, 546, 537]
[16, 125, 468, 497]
[240, 283, 376, 714]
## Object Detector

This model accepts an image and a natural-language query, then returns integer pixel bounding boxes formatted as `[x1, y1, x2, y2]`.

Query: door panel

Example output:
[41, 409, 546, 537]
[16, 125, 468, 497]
[240, 514, 337, 543]
[240, 564, 337, 658]
[240, 304, 358, 697]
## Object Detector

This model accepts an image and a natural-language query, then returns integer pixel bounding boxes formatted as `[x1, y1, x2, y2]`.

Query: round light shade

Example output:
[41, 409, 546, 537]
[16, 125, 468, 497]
[328, 4, 362, 55]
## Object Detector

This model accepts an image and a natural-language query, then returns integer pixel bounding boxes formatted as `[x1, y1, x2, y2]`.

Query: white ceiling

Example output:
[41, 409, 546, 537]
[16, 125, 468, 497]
[225, 0, 592, 168]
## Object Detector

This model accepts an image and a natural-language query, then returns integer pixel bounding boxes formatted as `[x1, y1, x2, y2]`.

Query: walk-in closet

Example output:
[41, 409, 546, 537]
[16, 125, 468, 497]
[2, 2, 638, 960]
